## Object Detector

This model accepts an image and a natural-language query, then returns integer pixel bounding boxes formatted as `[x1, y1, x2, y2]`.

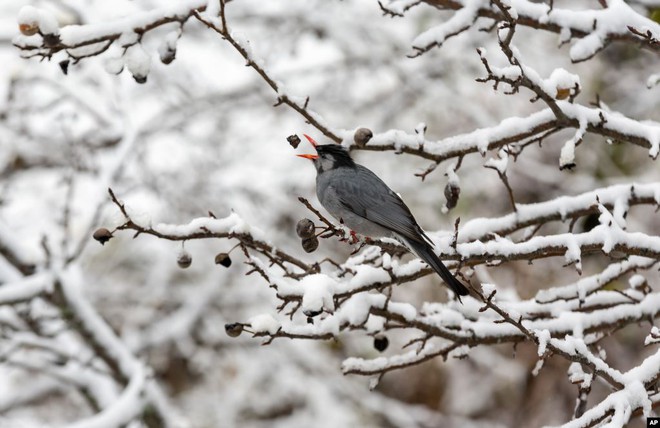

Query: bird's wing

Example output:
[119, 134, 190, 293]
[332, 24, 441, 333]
[331, 165, 432, 245]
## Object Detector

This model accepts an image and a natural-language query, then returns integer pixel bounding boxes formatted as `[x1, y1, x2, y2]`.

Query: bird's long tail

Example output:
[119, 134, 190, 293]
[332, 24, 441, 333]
[403, 238, 470, 300]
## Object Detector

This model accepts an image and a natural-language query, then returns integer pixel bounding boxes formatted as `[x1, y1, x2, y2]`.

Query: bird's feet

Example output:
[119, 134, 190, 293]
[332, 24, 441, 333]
[349, 233, 376, 255]
[339, 229, 360, 244]
[339, 230, 374, 254]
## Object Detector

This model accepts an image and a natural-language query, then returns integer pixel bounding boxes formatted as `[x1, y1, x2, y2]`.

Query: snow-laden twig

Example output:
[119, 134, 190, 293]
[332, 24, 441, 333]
[51, 274, 174, 427]
[536, 256, 657, 304]
[13, 0, 206, 60]
[66, 364, 148, 428]
[0, 272, 52, 305]
[192, 2, 340, 143]
[459, 182, 660, 241]
[109, 188, 314, 275]
[403, 0, 660, 61]
[409, 0, 481, 57]
[347, 100, 660, 168]
[0, 222, 38, 278]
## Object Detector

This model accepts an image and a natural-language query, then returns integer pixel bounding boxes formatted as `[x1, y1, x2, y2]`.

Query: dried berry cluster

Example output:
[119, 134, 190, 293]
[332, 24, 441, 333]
[296, 218, 318, 253]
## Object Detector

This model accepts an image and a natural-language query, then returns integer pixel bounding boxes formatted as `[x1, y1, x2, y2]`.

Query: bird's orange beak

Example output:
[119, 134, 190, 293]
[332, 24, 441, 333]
[296, 133, 319, 159]
[303, 134, 318, 147]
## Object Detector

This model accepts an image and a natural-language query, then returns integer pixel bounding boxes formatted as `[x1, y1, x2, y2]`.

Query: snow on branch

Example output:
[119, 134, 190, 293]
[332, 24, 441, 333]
[0, 273, 52, 305]
[391, 0, 660, 62]
[9, 1, 660, 426]
[48, 276, 171, 426]
[192, 2, 340, 143]
[475, 27, 660, 160]
[14, 0, 206, 60]
[348, 109, 559, 163]
[104, 184, 660, 394]
[347, 57, 659, 170]
[107, 188, 314, 276]
[13, 0, 342, 144]
[458, 182, 660, 241]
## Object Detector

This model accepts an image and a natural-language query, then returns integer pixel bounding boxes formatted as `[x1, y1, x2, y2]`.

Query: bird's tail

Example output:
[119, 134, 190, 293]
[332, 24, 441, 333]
[403, 237, 470, 300]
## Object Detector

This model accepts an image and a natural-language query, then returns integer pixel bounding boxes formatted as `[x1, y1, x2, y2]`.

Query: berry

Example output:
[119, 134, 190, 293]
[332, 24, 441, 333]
[225, 323, 243, 338]
[287, 134, 301, 149]
[215, 252, 232, 268]
[19, 23, 39, 36]
[354, 128, 373, 147]
[555, 87, 571, 100]
[92, 228, 113, 245]
[296, 218, 315, 239]
[132, 74, 147, 84]
[177, 251, 192, 269]
[444, 182, 460, 210]
[160, 48, 176, 65]
[301, 236, 319, 253]
[373, 335, 389, 352]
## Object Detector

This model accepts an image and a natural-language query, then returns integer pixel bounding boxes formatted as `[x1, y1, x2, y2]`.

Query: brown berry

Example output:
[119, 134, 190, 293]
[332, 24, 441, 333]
[556, 87, 571, 100]
[287, 134, 301, 149]
[215, 252, 232, 268]
[354, 128, 373, 147]
[373, 335, 389, 352]
[177, 251, 192, 269]
[19, 23, 39, 36]
[92, 228, 113, 245]
[160, 48, 176, 65]
[225, 323, 243, 338]
[301, 237, 319, 253]
[444, 182, 460, 210]
[296, 218, 315, 239]
[132, 74, 147, 84]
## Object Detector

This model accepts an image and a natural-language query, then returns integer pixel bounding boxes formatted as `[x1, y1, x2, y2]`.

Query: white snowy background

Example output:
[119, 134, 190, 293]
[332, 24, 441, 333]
[1, 0, 659, 427]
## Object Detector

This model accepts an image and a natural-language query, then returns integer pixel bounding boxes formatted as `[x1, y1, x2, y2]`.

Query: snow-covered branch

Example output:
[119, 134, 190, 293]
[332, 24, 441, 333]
[383, 0, 660, 62]
[193, 3, 341, 143]
[13, 1, 206, 60]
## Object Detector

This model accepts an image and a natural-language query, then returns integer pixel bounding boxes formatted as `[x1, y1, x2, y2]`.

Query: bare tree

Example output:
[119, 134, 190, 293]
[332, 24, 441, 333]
[4, 0, 660, 426]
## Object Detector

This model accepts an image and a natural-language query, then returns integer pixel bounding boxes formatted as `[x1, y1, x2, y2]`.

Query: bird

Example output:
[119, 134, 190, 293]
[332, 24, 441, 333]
[297, 134, 469, 300]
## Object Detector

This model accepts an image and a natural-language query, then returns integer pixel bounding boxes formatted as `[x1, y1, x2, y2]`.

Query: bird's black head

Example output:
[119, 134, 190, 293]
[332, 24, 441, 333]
[297, 134, 355, 174]
[314, 144, 355, 172]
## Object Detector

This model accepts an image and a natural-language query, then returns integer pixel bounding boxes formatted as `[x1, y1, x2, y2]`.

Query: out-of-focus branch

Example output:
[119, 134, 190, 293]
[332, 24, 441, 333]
[457, 182, 660, 241]
[380, 0, 660, 62]
[192, 2, 341, 143]
[50, 278, 167, 428]
[13, 0, 206, 60]
[355, 0, 659, 173]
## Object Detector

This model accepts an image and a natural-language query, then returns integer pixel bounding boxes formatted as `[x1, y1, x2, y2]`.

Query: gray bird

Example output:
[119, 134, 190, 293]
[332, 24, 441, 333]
[297, 134, 469, 300]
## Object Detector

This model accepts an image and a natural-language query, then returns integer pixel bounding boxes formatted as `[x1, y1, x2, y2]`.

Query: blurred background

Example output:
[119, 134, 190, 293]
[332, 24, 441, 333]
[0, 0, 658, 427]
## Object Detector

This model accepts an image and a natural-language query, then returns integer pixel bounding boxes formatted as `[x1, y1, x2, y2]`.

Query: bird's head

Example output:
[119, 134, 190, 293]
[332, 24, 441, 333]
[297, 134, 355, 173]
